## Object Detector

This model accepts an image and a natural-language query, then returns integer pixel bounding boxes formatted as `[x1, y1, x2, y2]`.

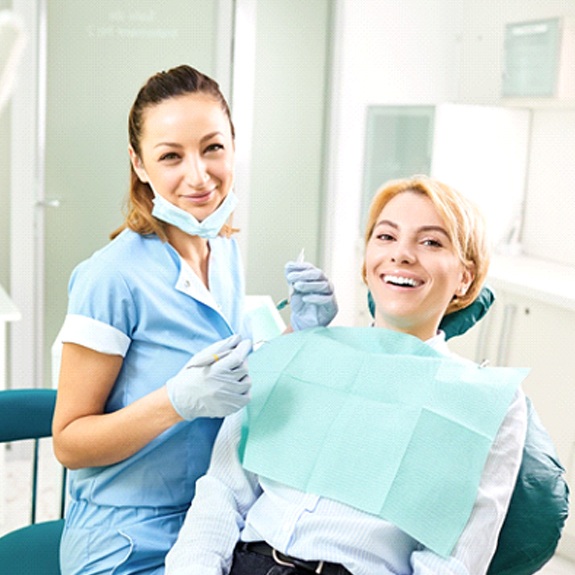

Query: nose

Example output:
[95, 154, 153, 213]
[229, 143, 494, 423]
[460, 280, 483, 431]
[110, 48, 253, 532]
[390, 240, 415, 264]
[184, 155, 210, 188]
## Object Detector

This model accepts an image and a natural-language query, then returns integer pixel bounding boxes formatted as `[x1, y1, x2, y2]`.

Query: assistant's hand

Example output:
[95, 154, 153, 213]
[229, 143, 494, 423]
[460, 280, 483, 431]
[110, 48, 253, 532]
[166, 335, 252, 420]
[285, 261, 338, 330]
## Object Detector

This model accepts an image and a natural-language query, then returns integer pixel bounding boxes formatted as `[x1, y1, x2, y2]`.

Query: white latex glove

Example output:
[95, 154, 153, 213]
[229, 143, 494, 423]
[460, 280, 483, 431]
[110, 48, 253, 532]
[285, 261, 338, 330]
[166, 335, 252, 420]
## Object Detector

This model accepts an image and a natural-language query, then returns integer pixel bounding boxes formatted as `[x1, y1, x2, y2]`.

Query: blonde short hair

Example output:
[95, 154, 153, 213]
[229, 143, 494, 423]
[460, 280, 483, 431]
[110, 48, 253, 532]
[362, 175, 490, 315]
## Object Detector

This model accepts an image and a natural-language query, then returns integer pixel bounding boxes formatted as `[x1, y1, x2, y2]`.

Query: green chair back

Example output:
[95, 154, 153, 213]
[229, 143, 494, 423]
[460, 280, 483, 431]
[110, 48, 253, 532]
[0, 389, 66, 575]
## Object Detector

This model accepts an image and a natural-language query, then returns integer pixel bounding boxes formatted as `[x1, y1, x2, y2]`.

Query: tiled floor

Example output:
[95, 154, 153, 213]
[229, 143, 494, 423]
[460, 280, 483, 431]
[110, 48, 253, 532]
[2, 442, 575, 573]
[541, 555, 575, 574]
[1, 439, 63, 535]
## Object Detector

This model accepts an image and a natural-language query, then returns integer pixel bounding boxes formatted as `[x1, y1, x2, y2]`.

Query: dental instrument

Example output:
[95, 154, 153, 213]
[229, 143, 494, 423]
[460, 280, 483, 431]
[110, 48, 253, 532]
[276, 248, 305, 310]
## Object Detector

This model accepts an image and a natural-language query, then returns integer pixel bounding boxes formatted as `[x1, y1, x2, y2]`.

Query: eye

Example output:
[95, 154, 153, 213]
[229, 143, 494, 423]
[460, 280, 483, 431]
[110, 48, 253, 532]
[204, 143, 224, 154]
[375, 232, 395, 242]
[158, 151, 180, 162]
[422, 237, 443, 248]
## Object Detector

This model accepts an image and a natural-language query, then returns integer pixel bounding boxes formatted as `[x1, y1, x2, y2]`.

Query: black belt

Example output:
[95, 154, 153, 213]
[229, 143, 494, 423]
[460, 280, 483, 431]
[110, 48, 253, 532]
[242, 541, 352, 574]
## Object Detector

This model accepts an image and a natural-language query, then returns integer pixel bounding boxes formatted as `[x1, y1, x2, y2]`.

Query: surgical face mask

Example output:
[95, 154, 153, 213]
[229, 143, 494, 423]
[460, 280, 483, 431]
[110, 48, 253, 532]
[149, 183, 238, 239]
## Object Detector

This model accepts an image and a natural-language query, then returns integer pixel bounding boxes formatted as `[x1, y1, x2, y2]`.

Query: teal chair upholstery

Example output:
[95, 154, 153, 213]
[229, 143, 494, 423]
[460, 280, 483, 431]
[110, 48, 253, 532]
[0, 389, 66, 574]
[487, 398, 569, 575]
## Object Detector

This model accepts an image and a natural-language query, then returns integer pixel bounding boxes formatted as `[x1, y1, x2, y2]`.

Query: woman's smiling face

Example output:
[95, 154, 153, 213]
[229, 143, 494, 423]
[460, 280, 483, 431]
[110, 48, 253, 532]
[130, 92, 235, 224]
[365, 191, 473, 340]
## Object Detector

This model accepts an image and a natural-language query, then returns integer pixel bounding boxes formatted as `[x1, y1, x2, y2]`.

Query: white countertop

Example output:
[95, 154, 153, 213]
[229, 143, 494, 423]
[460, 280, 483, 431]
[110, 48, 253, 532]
[488, 254, 575, 312]
[0, 283, 21, 322]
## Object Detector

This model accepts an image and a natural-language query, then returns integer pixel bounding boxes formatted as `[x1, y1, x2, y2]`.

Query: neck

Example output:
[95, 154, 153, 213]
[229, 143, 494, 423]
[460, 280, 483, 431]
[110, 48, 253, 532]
[166, 225, 211, 287]
[374, 317, 440, 342]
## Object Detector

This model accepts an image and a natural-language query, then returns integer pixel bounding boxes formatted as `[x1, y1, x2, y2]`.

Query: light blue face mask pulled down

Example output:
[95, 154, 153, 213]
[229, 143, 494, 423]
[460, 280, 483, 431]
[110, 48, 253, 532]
[151, 189, 238, 238]
[240, 327, 529, 557]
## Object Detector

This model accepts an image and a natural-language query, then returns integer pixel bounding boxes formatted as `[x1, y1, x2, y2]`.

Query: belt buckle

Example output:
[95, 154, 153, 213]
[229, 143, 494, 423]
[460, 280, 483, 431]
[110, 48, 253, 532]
[271, 548, 325, 574]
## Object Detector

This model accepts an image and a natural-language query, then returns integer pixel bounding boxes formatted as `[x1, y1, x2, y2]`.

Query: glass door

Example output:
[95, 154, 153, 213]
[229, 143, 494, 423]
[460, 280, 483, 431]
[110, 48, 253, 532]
[11, 0, 232, 388]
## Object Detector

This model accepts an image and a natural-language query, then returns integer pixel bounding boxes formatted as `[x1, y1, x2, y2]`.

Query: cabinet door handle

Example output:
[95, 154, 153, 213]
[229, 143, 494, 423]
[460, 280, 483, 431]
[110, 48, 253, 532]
[35, 199, 61, 208]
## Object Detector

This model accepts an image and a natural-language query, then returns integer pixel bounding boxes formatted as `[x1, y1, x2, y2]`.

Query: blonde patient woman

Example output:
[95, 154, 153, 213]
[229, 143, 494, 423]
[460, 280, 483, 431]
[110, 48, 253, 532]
[165, 176, 528, 575]
[52, 65, 337, 575]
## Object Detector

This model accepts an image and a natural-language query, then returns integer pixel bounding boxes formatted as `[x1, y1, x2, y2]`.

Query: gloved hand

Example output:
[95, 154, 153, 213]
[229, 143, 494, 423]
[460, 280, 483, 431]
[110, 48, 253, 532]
[285, 261, 338, 330]
[166, 334, 252, 420]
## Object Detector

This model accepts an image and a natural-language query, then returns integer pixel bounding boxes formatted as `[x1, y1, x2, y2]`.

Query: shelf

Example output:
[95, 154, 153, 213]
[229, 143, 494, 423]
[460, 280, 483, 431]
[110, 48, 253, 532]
[488, 254, 575, 312]
[0, 284, 20, 322]
[500, 98, 575, 110]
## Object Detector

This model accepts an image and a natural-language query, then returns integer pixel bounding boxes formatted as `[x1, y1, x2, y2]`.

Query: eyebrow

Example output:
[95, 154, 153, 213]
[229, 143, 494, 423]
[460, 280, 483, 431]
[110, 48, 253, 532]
[374, 220, 451, 238]
[153, 131, 224, 149]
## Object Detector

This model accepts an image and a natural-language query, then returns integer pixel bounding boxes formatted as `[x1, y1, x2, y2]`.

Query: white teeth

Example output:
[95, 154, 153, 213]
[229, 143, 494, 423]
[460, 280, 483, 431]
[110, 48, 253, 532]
[384, 275, 420, 287]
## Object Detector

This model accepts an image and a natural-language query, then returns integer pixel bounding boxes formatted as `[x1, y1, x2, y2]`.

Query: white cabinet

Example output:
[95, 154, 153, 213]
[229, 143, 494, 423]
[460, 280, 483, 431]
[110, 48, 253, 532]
[449, 255, 575, 561]
[0, 283, 20, 391]
[361, 103, 531, 250]
[0, 283, 21, 526]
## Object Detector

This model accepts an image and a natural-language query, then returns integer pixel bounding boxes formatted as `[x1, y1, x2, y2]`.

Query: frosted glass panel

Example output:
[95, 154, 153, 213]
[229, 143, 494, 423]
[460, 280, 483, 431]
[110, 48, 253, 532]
[0, 0, 14, 288]
[43, 0, 224, 382]
[361, 106, 434, 229]
[502, 18, 560, 97]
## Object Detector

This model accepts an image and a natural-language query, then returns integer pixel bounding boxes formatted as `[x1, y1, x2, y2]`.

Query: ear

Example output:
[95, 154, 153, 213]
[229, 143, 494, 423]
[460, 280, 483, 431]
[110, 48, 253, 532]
[128, 146, 148, 183]
[456, 265, 475, 297]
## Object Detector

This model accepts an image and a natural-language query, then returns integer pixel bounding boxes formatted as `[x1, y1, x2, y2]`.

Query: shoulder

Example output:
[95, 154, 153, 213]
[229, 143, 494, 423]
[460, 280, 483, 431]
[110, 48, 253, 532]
[70, 231, 167, 285]
[79, 230, 162, 268]
[65, 232, 167, 334]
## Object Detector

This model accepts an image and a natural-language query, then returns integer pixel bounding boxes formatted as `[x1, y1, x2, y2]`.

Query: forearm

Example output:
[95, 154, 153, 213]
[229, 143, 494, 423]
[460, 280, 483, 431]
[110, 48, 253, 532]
[166, 475, 244, 575]
[166, 412, 260, 575]
[54, 385, 182, 469]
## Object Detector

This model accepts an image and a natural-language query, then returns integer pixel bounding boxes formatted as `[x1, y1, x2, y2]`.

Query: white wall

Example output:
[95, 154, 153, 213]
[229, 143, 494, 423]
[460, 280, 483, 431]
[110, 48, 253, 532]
[325, 0, 466, 325]
[522, 110, 575, 265]
[325, 0, 575, 325]
[457, 0, 575, 104]
[458, 0, 575, 269]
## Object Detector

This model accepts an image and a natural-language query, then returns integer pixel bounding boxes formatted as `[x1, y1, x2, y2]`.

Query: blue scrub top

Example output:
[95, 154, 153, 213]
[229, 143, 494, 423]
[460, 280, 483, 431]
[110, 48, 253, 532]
[59, 229, 249, 510]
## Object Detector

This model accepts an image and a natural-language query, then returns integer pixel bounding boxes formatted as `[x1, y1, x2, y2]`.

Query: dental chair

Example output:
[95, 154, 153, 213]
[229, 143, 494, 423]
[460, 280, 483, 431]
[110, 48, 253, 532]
[487, 397, 569, 575]
[0, 388, 66, 574]
[370, 286, 570, 574]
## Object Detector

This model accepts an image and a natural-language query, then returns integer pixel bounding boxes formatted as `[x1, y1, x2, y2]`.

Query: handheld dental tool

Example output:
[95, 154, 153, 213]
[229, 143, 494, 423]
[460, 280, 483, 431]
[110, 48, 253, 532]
[276, 248, 305, 310]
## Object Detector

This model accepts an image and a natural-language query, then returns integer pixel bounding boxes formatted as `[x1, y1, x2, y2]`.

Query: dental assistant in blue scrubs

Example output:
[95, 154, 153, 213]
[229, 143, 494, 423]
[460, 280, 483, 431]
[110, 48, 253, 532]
[52, 65, 337, 575]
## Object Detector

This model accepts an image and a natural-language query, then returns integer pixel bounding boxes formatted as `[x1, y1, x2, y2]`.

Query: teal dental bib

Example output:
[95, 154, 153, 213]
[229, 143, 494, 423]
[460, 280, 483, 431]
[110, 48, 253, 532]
[241, 327, 528, 556]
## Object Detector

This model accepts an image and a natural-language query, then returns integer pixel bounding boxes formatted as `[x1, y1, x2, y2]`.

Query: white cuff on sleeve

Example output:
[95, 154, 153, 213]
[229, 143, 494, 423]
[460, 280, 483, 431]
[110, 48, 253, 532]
[59, 314, 131, 357]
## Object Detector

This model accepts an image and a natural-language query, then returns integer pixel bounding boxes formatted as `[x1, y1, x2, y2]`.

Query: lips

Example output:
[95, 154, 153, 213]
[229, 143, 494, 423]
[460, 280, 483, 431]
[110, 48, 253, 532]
[182, 189, 216, 204]
[383, 274, 423, 287]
